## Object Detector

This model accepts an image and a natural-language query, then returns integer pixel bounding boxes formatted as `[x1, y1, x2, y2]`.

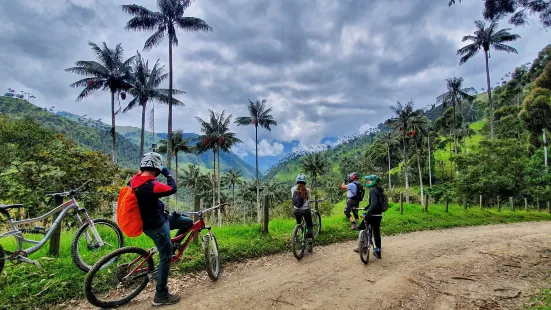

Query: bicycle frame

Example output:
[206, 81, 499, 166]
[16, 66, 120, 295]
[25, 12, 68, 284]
[0, 197, 96, 257]
[126, 204, 224, 276]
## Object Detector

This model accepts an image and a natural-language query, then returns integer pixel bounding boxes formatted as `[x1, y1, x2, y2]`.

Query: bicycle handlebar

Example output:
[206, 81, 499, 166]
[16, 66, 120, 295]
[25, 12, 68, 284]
[182, 203, 228, 217]
[45, 179, 95, 197]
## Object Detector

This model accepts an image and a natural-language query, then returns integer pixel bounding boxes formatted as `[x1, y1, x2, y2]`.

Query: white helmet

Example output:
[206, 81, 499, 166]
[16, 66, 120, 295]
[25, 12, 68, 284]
[140, 152, 163, 171]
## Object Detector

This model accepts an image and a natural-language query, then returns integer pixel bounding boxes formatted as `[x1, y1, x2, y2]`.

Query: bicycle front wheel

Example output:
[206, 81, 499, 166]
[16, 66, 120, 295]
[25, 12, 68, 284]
[84, 246, 154, 308]
[312, 211, 322, 238]
[291, 224, 306, 260]
[358, 230, 370, 264]
[203, 232, 220, 281]
[71, 218, 124, 272]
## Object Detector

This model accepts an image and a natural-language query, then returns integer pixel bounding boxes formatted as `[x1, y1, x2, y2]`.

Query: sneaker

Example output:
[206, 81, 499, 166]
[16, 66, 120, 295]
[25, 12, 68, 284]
[373, 249, 381, 259]
[152, 293, 181, 306]
[350, 223, 358, 230]
[172, 243, 181, 255]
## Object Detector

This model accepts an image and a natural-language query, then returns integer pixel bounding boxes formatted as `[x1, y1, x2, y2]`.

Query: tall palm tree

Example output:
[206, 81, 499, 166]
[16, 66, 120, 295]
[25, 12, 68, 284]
[158, 130, 194, 208]
[222, 168, 242, 209]
[122, 0, 212, 170]
[123, 52, 185, 158]
[235, 99, 278, 222]
[302, 152, 330, 191]
[388, 100, 425, 203]
[457, 20, 520, 139]
[411, 116, 430, 205]
[196, 110, 241, 226]
[436, 77, 475, 156]
[65, 42, 134, 162]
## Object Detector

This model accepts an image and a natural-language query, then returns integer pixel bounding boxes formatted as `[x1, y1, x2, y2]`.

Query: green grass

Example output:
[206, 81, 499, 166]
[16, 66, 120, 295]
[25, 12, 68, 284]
[1, 201, 550, 309]
[526, 288, 551, 309]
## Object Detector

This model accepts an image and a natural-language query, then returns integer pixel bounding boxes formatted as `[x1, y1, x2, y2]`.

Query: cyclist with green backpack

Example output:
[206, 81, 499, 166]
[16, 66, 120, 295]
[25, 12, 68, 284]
[354, 175, 386, 259]
[341, 172, 365, 230]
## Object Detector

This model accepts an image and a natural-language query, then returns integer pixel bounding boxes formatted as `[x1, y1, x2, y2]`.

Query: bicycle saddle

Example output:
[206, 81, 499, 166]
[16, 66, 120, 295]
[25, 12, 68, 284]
[0, 204, 24, 210]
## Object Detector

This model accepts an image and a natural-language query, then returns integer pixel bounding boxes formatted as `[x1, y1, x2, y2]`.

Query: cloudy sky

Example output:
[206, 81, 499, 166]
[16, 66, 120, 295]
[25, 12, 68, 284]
[1, 0, 548, 161]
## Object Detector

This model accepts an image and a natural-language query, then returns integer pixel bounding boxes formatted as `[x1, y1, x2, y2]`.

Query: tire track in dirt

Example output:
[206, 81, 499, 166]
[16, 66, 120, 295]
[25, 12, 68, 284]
[73, 221, 551, 310]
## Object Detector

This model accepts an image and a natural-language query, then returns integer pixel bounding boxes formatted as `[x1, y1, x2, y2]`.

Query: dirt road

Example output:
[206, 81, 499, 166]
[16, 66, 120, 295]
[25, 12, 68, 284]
[76, 222, 551, 310]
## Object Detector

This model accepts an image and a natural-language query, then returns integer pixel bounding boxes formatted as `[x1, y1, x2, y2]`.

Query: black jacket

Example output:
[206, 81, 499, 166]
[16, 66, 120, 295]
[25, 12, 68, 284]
[365, 186, 384, 216]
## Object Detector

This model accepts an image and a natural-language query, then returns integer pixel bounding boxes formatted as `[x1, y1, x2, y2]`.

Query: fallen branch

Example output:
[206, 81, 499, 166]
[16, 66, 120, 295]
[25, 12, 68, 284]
[451, 276, 476, 281]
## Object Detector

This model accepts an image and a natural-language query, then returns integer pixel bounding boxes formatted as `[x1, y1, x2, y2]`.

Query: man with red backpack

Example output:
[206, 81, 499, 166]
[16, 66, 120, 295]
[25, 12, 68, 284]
[129, 152, 193, 306]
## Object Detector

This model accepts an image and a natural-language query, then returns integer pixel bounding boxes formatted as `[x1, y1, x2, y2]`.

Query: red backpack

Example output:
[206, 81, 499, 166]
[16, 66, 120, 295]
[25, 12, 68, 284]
[116, 181, 150, 237]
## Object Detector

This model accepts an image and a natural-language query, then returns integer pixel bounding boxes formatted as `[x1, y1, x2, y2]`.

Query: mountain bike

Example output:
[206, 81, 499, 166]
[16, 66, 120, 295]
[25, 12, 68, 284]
[354, 209, 373, 264]
[291, 208, 321, 260]
[84, 203, 226, 308]
[0, 180, 124, 274]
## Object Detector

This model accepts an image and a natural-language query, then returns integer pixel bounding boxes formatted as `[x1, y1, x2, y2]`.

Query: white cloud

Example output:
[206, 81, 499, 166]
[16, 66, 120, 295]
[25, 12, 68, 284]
[233, 138, 284, 157]
[359, 123, 375, 134]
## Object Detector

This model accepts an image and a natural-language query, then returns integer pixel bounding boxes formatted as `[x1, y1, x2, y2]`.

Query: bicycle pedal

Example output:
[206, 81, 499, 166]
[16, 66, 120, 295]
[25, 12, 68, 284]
[17, 256, 41, 267]
[148, 271, 158, 281]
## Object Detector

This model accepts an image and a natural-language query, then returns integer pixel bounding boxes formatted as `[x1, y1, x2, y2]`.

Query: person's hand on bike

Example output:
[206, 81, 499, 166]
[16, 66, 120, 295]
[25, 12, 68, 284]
[161, 166, 171, 177]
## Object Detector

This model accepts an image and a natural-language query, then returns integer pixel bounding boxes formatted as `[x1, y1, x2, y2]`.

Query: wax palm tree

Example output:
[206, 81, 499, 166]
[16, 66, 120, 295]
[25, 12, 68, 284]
[457, 20, 520, 139]
[158, 130, 194, 208]
[388, 100, 425, 202]
[122, 0, 212, 170]
[411, 116, 431, 206]
[65, 42, 134, 162]
[222, 168, 242, 209]
[235, 99, 278, 222]
[123, 52, 185, 158]
[436, 77, 475, 156]
[302, 152, 330, 191]
[180, 164, 202, 195]
[196, 110, 241, 226]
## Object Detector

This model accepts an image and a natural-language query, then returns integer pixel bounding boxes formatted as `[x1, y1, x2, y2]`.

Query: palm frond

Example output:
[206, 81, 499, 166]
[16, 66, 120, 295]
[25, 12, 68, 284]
[144, 27, 166, 51]
[175, 17, 213, 32]
[492, 43, 518, 53]
[234, 116, 253, 126]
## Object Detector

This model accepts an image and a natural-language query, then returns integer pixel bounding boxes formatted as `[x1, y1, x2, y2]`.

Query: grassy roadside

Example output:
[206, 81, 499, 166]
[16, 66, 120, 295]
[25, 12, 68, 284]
[526, 288, 551, 309]
[1, 201, 550, 309]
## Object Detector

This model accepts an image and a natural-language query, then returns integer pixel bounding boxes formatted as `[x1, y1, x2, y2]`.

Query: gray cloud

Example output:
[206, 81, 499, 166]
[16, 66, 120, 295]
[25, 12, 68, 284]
[0, 0, 546, 156]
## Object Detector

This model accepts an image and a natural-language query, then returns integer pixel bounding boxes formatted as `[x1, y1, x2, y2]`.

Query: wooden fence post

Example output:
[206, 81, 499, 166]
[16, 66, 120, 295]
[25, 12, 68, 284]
[193, 195, 200, 244]
[49, 195, 63, 256]
[497, 196, 501, 212]
[399, 193, 403, 215]
[423, 196, 429, 213]
[480, 195, 483, 209]
[510, 197, 514, 211]
[314, 195, 318, 211]
[445, 197, 449, 213]
[524, 198, 528, 211]
[537, 198, 540, 212]
[262, 196, 269, 233]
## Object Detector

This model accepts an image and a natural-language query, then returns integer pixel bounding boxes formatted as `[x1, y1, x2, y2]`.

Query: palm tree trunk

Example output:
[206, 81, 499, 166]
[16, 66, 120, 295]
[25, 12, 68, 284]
[387, 143, 392, 188]
[217, 146, 221, 227]
[255, 125, 260, 223]
[140, 102, 146, 159]
[428, 136, 432, 188]
[484, 49, 494, 140]
[211, 150, 216, 209]
[453, 102, 458, 156]
[415, 140, 424, 205]
[167, 36, 174, 170]
[175, 152, 178, 211]
[402, 131, 409, 203]
[110, 90, 116, 163]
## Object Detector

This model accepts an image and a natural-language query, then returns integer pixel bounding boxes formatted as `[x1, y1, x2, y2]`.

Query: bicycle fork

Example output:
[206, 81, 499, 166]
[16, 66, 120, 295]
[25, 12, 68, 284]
[75, 209, 107, 249]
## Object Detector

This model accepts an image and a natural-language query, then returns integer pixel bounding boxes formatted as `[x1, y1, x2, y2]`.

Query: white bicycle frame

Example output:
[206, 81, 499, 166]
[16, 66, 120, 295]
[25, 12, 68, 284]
[0, 195, 103, 257]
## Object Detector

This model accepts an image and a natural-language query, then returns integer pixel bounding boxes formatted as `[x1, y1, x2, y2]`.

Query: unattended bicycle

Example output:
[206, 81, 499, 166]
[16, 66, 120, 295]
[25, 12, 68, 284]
[84, 203, 226, 308]
[0, 180, 125, 274]
[291, 205, 321, 260]
[354, 209, 373, 264]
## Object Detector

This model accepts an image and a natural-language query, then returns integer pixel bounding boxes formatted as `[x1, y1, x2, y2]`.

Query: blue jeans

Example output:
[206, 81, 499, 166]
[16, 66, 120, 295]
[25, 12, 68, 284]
[144, 213, 193, 299]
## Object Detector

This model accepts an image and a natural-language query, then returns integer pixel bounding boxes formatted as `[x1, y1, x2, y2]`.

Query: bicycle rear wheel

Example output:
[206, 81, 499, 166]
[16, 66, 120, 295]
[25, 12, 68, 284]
[71, 218, 124, 272]
[0, 244, 4, 276]
[358, 229, 370, 264]
[84, 246, 154, 308]
[203, 232, 220, 281]
[291, 224, 306, 260]
[312, 211, 322, 238]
